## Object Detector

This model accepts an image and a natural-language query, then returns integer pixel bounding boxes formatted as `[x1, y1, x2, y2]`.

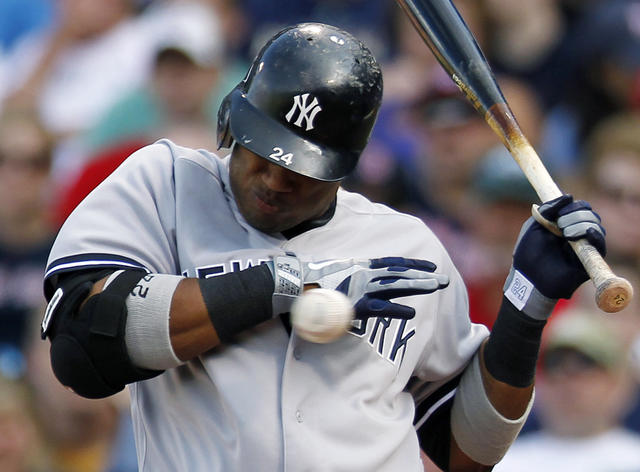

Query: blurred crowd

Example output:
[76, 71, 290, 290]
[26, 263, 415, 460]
[0, 1, 639, 471]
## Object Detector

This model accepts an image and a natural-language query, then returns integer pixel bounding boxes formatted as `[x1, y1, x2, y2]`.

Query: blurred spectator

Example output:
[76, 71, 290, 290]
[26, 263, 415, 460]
[0, 0, 143, 136]
[380, 11, 440, 108]
[236, 0, 396, 61]
[571, 265, 640, 378]
[571, 266, 640, 434]
[0, 108, 55, 377]
[557, 0, 607, 21]
[482, 0, 563, 78]
[52, 0, 235, 225]
[374, 73, 552, 329]
[0, 0, 54, 54]
[341, 103, 426, 215]
[345, 72, 552, 332]
[344, 0, 491, 213]
[0, 0, 147, 184]
[0, 373, 50, 472]
[23, 312, 138, 472]
[82, 0, 231, 157]
[538, 0, 640, 174]
[51, 139, 148, 228]
[52, 125, 227, 227]
[382, 0, 488, 108]
[401, 74, 543, 226]
[573, 112, 640, 271]
[495, 306, 640, 471]
[0, 0, 232, 189]
[405, 79, 497, 222]
[201, 0, 250, 57]
[462, 150, 539, 327]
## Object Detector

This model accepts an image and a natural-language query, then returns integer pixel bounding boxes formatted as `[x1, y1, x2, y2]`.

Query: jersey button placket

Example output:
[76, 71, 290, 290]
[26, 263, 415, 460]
[293, 346, 302, 360]
[281, 337, 315, 470]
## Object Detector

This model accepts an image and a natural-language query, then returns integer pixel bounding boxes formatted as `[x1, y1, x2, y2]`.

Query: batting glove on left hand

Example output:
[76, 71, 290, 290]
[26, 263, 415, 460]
[268, 255, 449, 320]
[505, 194, 606, 319]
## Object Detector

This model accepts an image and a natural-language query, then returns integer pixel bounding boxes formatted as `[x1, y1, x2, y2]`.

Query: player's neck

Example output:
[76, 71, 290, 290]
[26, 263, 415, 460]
[281, 197, 336, 239]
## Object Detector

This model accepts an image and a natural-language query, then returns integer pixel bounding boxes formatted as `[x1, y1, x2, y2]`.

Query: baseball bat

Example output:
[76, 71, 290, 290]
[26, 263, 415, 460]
[396, 0, 633, 313]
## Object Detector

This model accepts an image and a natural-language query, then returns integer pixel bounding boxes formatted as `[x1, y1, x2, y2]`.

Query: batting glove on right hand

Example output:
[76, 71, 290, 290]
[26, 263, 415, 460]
[268, 255, 449, 320]
[505, 194, 606, 319]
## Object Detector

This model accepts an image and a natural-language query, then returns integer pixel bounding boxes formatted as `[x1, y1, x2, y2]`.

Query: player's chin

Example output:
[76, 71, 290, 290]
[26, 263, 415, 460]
[243, 209, 299, 234]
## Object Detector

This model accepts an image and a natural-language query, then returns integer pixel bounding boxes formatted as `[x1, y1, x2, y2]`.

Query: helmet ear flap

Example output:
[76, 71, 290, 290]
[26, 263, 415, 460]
[217, 91, 233, 150]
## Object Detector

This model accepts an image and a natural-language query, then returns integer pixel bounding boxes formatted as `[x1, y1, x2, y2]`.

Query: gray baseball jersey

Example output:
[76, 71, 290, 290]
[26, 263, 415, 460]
[45, 139, 489, 471]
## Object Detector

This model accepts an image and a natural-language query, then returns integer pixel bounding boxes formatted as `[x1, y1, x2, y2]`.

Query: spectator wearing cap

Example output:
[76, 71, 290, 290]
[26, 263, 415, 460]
[53, 1, 244, 226]
[393, 74, 545, 325]
[404, 73, 543, 227]
[0, 0, 146, 186]
[462, 149, 542, 328]
[81, 0, 237, 156]
[495, 307, 640, 471]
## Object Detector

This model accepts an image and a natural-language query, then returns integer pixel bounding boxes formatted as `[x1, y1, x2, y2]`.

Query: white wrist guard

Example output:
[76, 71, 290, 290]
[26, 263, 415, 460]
[451, 353, 534, 465]
[268, 255, 303, 315]
[105, 271, 184, 370]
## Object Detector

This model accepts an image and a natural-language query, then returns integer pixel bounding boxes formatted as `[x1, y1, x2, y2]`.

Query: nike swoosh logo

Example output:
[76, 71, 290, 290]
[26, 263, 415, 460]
[307, 259, 350, 270]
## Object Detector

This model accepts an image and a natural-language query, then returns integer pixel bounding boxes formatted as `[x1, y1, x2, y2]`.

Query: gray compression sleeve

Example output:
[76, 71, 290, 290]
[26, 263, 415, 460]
[450, 353, 534, 466]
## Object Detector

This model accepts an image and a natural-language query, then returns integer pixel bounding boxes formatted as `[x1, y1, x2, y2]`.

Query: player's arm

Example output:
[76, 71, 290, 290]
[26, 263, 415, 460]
[444, 195, 606, 471]
[44, 256, 449, 399]
[83, 274, 220, 361]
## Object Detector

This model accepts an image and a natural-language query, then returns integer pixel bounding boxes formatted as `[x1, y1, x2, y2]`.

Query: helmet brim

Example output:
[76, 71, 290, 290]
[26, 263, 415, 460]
[227, 89, 358, 182]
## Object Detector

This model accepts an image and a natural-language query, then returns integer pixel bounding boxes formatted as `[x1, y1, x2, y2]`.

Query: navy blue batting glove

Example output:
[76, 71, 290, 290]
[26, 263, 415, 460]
[336, 257, 449, 320]
[504, 194, 606, 319]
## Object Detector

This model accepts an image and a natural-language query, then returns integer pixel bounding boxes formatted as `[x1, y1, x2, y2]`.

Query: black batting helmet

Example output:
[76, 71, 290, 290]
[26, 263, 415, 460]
[217, 23, 383, 181]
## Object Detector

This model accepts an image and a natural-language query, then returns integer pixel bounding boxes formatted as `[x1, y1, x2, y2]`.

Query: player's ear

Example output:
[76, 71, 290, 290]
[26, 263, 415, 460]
[217, 90, 233, 150]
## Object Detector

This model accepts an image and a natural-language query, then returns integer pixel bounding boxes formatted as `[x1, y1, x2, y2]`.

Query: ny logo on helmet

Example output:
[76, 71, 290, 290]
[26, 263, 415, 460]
[285, 93, 322, 131]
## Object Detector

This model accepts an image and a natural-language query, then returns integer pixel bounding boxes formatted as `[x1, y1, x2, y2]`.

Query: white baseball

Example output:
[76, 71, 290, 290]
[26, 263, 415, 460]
[291, 288, 355, 343]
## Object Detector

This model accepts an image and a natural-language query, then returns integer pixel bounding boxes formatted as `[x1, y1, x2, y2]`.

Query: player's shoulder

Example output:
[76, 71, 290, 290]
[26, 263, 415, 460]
[335, 188, 452, 259]
[117, 138, 225, 178]
[128, 138, 219, 164]
[605, 428, 640, 448]
[337, 187, 430, 230]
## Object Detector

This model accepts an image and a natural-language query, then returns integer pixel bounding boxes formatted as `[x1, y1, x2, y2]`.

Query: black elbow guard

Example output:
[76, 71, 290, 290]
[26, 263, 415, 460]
[44, 269, 163, 399]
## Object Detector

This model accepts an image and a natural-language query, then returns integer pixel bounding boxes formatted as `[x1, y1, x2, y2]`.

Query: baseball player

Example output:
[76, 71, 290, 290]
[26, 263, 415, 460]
[41, 23, 606, 471]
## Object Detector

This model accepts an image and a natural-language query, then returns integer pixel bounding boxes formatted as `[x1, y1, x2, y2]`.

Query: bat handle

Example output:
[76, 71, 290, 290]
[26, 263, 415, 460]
[531, 204, 633, 313]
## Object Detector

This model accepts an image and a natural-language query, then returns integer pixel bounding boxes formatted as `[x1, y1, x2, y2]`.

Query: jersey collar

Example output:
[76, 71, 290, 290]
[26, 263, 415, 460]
[281, 197, 336, 239]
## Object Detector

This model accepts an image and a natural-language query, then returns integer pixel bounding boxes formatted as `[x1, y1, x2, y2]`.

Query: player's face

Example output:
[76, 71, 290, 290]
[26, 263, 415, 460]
[229, 145, 341, 233]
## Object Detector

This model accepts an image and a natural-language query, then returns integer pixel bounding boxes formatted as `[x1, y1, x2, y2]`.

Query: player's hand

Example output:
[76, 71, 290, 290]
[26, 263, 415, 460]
[269, 255, 449, 320]
[307, 257, 449, 320]
[505, 194, 605, 318]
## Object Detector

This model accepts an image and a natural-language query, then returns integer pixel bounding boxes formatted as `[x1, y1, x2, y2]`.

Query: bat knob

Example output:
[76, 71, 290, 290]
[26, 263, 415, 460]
[596, 276, 634, 313]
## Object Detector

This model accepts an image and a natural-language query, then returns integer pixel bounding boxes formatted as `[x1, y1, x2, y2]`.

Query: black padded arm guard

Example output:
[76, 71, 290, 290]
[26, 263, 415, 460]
[47, 269, 163, 399]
